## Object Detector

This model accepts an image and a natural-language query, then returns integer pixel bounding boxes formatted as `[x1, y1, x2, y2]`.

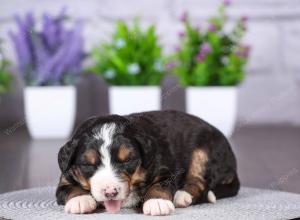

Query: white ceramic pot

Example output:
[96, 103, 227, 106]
[109, 86, 160, 115]
[24, 86, 76, 139]
[186, 86, 237, 137]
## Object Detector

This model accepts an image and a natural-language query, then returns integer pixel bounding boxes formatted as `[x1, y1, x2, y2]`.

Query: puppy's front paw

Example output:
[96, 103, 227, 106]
[143, 199, 175, 216]
[173, 190, 192, 208]
[65, 195, 97, 214]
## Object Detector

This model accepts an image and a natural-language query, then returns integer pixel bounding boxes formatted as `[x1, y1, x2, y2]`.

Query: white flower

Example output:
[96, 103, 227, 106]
[127, 63, 140, 75]
[154, 60, 163, 72]
[115, 38, 126, 49]
[104, 69, 116, 79]
[221, 56, 229, 65]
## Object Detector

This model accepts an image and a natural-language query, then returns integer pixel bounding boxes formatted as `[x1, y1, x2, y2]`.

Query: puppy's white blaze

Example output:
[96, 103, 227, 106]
[91, 123, 126, 201]
[94, 123, 116, 166]
[207, 190, 216, 204]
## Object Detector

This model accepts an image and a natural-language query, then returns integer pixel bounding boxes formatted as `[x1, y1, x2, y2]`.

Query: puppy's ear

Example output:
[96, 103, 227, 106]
[58, 116, 98, 173]
[58, 139, 79, 173]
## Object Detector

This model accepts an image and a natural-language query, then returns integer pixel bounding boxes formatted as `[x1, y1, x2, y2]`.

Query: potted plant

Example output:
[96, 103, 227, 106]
[167, 1, 250, 137]
[0, 40, 13, 96]
[90, 20, 164, 115]
[10, 10, 84, 139]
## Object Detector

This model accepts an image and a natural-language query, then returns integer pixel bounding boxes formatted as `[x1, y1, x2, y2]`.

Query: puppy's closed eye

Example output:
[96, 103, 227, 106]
[116, 157, 141, 175]
[84, 149, 100, 165]
[80, 163, 97, 169]
[118, 144, 133, 161]
[79, 163, 98, 175]
[117, 154, 139, 163]
[126, 158, 140, 164]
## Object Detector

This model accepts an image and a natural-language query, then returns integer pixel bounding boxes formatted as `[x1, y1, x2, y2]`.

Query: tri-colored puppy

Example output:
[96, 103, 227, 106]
[56, 110, 239, 216]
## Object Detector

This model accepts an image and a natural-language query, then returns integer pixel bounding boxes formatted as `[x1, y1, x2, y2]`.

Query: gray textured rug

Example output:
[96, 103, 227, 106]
[0, 187, 300, 220]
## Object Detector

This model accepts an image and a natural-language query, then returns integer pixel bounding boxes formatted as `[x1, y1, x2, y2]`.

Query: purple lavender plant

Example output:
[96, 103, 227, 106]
[9, 9, 84, 86]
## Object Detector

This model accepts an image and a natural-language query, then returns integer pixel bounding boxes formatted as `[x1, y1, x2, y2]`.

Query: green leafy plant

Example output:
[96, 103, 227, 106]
[90, 20, 164, 85]
[0, 41, 13, 93]
[168, 1, 250, 86]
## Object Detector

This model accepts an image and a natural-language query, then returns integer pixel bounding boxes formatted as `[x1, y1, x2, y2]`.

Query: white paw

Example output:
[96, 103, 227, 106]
[207, 190, 217, 204]
[173, 190, 192, 208]
[143, 199, 175, 216]
[65, 195, 97, 214]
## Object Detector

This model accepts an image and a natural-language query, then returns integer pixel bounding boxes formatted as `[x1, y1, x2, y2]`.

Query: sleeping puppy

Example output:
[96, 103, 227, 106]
[56, 110, 239, 216]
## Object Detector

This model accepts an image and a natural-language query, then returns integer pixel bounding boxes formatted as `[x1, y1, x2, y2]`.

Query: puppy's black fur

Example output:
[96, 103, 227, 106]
[56, 110, 239, 210]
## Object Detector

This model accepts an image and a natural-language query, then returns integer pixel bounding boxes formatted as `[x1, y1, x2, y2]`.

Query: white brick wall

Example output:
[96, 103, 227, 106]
[243, 21, 281, 75]
[0, 0, 300, 125]
[283, 21, 300, 73]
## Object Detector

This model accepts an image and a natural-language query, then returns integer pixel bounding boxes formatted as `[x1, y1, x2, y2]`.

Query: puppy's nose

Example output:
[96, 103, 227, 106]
[104, 187, 118, 199]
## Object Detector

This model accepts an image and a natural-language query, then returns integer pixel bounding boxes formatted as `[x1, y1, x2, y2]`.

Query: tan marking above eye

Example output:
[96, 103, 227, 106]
[118, 144, 133, 161]
[84, 149, 98, 165]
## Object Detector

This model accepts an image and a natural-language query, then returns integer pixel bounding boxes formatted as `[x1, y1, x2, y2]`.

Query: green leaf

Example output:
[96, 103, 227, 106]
[89, 19, 165, 85]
